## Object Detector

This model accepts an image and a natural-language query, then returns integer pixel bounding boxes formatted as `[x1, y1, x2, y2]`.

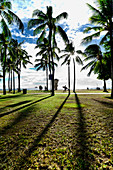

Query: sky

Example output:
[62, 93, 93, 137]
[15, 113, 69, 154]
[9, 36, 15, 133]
[0, 0, 111, 90]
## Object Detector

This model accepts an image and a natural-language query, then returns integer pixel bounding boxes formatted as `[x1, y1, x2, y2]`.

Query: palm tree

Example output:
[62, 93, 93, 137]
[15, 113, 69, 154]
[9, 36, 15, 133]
[9, 39, 32, 92]
[60, 42, 75, 94]
[35, 38, 60, 90]
[82, 0, 113, 96]
[0, 33, 10, 95]
[34, 57, 57, 91]
[61, 41, 83, 94]
[28, 6, 69, 96]
[77, 44, 108, 92]
[0, 0, 24, 94]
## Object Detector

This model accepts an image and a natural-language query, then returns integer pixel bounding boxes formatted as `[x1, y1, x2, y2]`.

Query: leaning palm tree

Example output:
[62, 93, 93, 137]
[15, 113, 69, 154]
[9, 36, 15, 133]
[82, 0, 113, 96]
[28, 6, 69, 96]
[77, 44, 108, 92]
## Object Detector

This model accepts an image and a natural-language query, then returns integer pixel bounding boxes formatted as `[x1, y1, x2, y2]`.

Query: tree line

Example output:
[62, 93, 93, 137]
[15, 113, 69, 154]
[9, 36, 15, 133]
[0, 0, 113, 97]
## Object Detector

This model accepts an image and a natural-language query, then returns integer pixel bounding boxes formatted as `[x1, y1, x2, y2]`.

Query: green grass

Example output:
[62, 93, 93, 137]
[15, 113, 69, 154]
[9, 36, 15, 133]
[0, 92, 113, 169]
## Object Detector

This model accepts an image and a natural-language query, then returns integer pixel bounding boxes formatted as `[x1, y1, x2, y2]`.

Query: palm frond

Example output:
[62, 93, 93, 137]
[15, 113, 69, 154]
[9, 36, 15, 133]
[57, 26, 69, 44]
[87, 64, 96, 76]
[33, 23, 46, 36]
[61, 54, 70, 65]
[56, 12, 68, 22]
[32, 9, 47, 19]
[87, 3, 106, 20]
[28, 19, 44, 29]
[81, 61, 96, 71]
[0, 18, 11, 38]
[75, 56, 83, 65]
[2, 11, 12, 24]
[83, 56, 97, 62]
[81, 31, 101, 44]
[8, 10, 24, 32]
[36, 30, 46, 44]
[60, 54, 68, 59]
[53, 52, 59, 61]
[100, 32, 109, 45]
[83, 26, 103, 33]
[1, 1, 12, 9]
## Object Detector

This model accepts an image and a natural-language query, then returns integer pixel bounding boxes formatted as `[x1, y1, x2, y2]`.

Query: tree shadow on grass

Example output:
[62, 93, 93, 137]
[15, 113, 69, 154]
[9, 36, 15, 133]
[0, 95, 51, 118]
[93, 98, 113, 138]
[0, 94, 23, 99]
[0, 96, 51, 135]
[18, 93, 70, 168]
[0, 100, 32, 113]
[93, 98, 113, 109]
[74, 93, 91, 169]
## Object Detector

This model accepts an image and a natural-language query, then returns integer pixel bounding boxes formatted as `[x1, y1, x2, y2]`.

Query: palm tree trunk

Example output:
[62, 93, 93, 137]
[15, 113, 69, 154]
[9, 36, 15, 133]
[13, 69, 15, 94]
[3, 46, 6, 95]
[8, 69, 10, 92]
[49, 26, 54, 96]
[110, 21, 113, 97]
[46, 66, 48, 91]
[73, 58, 75, 93]
[103, 79, 107, 92]
[18, 60, 21, 92]
[68, 61, 70, 95]
[11, 70, 12, 91]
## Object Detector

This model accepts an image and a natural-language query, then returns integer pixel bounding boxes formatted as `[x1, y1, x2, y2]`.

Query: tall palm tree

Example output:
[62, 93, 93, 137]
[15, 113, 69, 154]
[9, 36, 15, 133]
[77, 44, 108, 92]
[61, 42, 75, 94]
[0, 0, 24, 94]
[61, 41, 83, 94]
[0, 33, 10, 95]
[9, 39, 32, 92]
[28, 6, 69, 96]
[82, 0, 113, 96]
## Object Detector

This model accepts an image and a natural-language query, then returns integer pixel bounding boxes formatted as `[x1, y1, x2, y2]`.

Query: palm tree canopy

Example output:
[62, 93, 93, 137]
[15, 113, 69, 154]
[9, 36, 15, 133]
[60, 42, 75, 65]
[82, 0, 112, 45]
[77, 44, 105, 77]
[28, 6, 69, 45]
[0, 0, 24, 37]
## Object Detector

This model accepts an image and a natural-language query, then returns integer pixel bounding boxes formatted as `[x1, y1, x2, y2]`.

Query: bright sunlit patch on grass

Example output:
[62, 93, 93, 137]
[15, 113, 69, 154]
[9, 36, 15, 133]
[64, 103, 85, 108]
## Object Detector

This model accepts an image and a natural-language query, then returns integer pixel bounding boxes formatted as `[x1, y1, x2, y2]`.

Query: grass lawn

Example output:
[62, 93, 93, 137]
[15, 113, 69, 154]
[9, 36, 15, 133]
[0, 92, 113, 169]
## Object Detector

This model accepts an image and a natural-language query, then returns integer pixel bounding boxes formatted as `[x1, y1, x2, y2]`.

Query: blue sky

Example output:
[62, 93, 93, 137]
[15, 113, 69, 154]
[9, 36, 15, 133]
[0, 0, 111, 90]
